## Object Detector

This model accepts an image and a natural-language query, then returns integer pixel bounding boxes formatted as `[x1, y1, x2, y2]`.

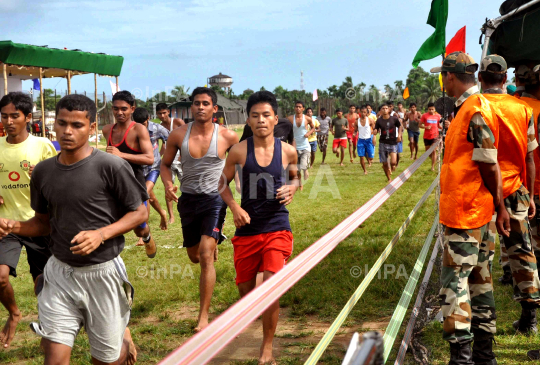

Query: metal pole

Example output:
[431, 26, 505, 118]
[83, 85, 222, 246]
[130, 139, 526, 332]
[39, 67, 46, 138]
[95, 74, 99, 148]
[67, 70, 71, 94]
[3, 63, 7, 96]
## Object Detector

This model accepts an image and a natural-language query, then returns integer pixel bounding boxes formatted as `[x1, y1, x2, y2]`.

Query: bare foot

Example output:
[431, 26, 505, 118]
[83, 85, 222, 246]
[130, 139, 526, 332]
[340, 163, 344, 166]
[321, 162, 326, 165]
[0, 312, 21, 348]
[122, 327, 137, 365]
[195, 316, 209, 333]
[299, 186, 304, 191]
[259, 342, 276, 365]
[159, 211, 168, 231]
[364, 171, 368, 175]
[350, 159, 354, 163]
[168, 215, 175, 225]
[135, 237, 144, 247]
[304, 170, 309, 180]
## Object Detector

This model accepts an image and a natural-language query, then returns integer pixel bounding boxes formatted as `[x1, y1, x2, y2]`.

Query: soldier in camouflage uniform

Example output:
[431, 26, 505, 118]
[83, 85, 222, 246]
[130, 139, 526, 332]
[432, 52, 509, 365]
[479, 56, 540, 337]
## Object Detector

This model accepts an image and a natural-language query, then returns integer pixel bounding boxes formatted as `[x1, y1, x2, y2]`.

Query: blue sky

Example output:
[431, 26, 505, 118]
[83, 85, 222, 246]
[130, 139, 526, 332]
[4, 0, 500, 98]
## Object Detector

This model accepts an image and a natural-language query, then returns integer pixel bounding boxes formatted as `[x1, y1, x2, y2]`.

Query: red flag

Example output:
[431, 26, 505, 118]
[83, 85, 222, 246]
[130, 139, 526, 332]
[446, 26, 466, 56]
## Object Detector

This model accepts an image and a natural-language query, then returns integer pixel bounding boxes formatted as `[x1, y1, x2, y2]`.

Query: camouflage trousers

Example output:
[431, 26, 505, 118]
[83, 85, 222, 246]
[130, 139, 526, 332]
[496, 186, 540, 303]
[440, 221, 496, 343]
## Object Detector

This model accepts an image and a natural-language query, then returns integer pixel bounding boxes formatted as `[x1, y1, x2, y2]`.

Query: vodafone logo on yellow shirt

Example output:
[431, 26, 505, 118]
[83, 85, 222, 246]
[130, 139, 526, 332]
[8, 171, 21, 181]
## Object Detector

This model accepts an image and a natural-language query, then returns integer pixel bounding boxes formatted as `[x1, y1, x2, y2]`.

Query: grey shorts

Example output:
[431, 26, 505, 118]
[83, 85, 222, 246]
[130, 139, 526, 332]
[171, 160, 182, 183]
[31, 255, 133, 363]
[297, 149, 310, 171]
[379, 143, 398, 163]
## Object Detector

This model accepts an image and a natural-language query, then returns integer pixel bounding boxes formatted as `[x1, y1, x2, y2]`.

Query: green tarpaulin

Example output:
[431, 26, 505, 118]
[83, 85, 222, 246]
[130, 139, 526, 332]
[489, 5, 540, 67]
[0, 40, 123, 76]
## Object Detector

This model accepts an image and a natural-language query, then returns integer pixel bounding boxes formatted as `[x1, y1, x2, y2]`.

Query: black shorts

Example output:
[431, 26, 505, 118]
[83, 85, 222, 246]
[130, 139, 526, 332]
[178, 193, 227, 248]
[424, 138, 437, 147]
[0, 234, 51, 279]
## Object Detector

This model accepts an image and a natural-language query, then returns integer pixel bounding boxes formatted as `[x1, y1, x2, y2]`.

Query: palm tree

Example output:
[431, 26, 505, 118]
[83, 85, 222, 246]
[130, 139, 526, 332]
[421, 76, 442, 107]
[171, 85, 190, 101]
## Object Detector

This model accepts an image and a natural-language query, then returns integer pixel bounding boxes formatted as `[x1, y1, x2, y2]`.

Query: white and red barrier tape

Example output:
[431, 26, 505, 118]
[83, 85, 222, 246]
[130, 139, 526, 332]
[158, 141, 439, 365]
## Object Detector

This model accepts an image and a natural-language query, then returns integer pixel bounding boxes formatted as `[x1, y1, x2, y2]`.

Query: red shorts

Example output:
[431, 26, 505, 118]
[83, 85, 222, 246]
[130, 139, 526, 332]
[333, 138, 347, 149]
[232, 230, 293, 285]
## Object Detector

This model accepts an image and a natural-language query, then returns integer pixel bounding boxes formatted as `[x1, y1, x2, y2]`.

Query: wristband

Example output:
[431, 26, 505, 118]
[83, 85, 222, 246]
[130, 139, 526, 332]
[97, 229, 105, 245]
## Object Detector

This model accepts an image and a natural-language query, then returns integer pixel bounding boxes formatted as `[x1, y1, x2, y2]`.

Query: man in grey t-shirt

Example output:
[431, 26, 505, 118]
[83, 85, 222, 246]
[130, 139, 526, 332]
[0, 95, 148, 364]
[317, 108, 332, 164]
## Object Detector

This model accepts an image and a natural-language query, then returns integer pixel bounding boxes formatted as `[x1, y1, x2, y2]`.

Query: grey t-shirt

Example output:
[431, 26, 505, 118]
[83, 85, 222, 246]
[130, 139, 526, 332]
[145, 121, 169, 175]
[31, 149, 149, 267]
[318, 116, 332, 135]
[332, 117, 349, 139]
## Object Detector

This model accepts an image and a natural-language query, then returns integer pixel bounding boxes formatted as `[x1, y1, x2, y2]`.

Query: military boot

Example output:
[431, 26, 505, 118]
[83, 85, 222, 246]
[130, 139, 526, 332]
[513, 302, 538, 334]
[448, 341, 474, 365]
[472, 330, 497, 365]
[497, 266, 512, 285]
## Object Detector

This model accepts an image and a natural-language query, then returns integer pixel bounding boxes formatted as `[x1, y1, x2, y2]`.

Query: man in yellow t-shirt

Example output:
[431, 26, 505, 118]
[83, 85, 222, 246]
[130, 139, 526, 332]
[0, 92, 56, 348]
[306, 107, 320, 167]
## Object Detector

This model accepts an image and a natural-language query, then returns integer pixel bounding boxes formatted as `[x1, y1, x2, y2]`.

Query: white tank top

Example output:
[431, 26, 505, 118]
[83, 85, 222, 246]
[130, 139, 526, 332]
[357, 118, 372, 139]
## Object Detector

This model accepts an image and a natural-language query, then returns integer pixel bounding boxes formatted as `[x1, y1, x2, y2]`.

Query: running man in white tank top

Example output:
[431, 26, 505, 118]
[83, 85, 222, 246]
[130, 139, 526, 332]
[156, 103, 185, 225]
[287, 101, 315, 191]
[160, 88, 239, 332]
[356, 106, 376, 174]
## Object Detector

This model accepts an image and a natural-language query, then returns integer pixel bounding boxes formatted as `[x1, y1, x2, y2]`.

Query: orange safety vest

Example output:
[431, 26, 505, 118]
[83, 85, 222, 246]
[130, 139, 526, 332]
[440, 94, 499, 229]
[484, 94, 532, 199]
[516, 95, 540, 196]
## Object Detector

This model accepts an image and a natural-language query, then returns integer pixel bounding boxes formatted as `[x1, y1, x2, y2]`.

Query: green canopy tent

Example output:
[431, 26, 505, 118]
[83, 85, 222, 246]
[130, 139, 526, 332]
[480, 0, 540, 67]
[0, 40, 124, 140]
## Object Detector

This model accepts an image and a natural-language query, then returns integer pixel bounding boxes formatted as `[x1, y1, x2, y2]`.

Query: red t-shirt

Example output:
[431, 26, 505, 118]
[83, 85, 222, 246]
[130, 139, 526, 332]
[421, 112, 441, 139]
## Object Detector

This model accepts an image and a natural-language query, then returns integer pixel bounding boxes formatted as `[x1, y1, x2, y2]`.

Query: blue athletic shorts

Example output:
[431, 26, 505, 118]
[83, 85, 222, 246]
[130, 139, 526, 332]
[407, 130, 420, 143]
[397, 141, 403, 153]
[309, 141, 317, 152]
[356, 138, 374, 159]
[145, 170, 160, 185]
[139, 201, 148, 229]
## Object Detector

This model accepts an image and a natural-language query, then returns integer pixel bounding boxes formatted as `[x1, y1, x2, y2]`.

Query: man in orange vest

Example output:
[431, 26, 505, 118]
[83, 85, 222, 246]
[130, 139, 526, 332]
[479, 56, 540, 340]
[431, 52, 510, 365]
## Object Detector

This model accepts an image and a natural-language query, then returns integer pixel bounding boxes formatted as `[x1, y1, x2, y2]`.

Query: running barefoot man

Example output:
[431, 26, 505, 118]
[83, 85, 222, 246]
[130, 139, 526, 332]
[287, 101, 315, 191]
[346, 105, 359, 162]
[0, 92, 56, 348]
[156, 103, 185, 225]
[161, 87, 239, 332]
[218, 91, 299, 365]
[331, 109, 349, 166]
[356, 106, 375, 174]
[133, 108, 169, 246]
[103, 91, 157, 258]
[317, 108, 332, 164]
[420, 102, 442, 172]
[0, 94, 147, 365]
[373, 105, 402, 181]
[404, 103, 422, 160]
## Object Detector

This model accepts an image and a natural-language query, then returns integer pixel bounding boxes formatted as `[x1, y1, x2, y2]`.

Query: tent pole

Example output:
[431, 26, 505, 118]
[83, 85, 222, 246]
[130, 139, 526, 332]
[3, 63, 7, 96]
[67, 71, 72, 94]
[95, 73, 99, 148]
[39, 67, 46, 138]
[115, 76, 119, 92]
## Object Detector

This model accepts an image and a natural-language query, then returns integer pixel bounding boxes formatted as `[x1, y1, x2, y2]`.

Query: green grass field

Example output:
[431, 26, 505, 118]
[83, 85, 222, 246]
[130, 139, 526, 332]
[0, 131, 532, 364]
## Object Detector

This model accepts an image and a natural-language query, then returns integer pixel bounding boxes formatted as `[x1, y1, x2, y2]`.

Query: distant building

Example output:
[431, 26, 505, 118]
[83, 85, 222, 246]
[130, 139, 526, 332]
[208, 72, 233, 93]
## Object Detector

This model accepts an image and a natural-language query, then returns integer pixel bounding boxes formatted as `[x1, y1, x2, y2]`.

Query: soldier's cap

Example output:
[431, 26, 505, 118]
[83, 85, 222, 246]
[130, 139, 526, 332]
[479, 55, 507, 74]
[430, 52, 478, 74]
[515, 64, 539, 85]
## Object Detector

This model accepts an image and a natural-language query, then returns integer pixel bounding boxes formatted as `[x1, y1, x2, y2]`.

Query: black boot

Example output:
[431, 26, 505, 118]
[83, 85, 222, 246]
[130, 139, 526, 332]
[448, 341, 474, 365]
[513, 302, 538, 334]
[497, 266, 512, 285]
[472, 330, 497, 365]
